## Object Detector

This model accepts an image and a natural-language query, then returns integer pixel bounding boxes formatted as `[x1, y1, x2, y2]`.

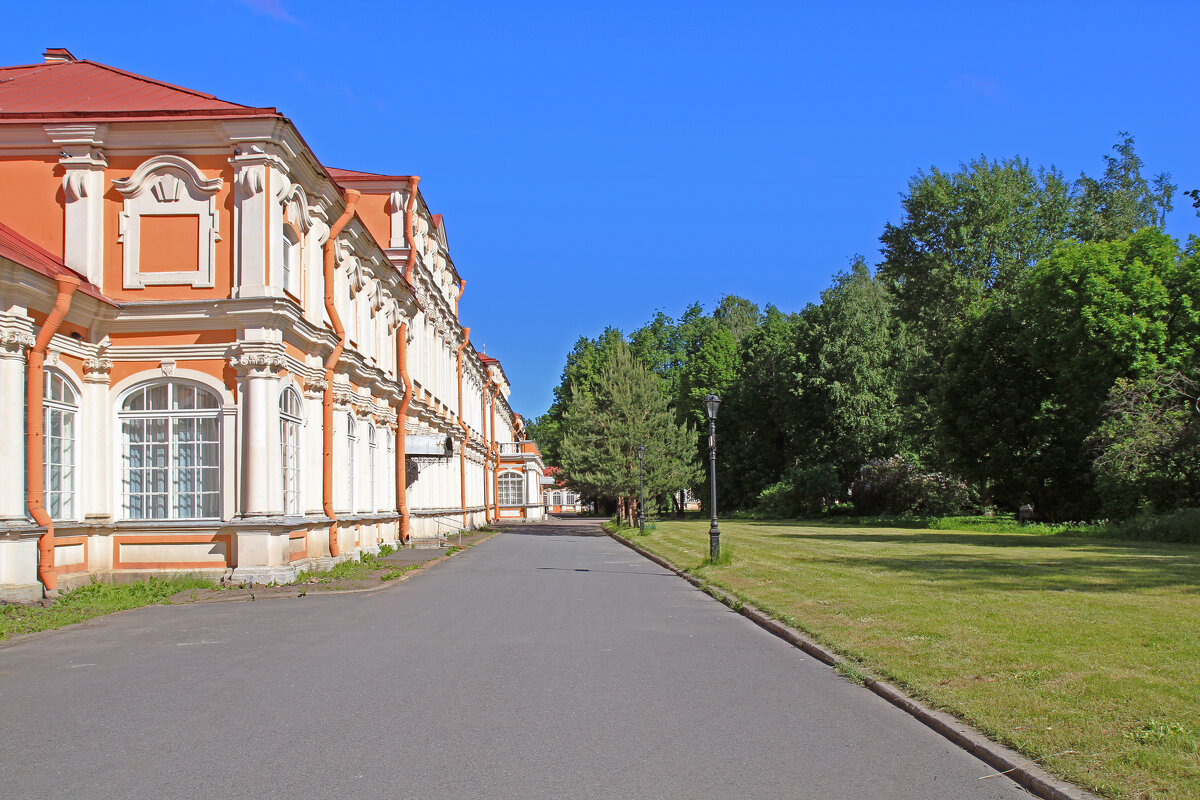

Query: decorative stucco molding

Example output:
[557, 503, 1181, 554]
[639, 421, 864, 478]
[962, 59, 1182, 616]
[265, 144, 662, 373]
[228, 344, 288, 376]
[114, 154, 223, 290]
[0, 329, 36, 358]
[83, 357, 113, 383]
[302, 376, 329, 398]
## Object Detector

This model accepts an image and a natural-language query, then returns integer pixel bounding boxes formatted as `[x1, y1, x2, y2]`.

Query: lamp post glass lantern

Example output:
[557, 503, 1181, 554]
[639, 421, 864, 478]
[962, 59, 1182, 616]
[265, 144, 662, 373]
[637, 444, 645, 534]
[703, 394, 721, 561]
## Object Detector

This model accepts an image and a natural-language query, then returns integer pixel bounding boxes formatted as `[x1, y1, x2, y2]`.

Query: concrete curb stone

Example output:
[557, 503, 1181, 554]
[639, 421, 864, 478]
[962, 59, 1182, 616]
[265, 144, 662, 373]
[608, 529, 1100, 800]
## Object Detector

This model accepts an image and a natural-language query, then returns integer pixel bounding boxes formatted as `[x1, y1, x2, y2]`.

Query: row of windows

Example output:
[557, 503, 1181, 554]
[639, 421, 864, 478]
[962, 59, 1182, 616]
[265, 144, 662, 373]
[37, 375, 405, 522]
[38, 375, 530, 521]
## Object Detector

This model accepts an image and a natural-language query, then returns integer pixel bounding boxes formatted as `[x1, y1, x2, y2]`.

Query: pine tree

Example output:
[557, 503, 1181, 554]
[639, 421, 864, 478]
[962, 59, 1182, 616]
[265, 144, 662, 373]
[559, 340, 701, 523]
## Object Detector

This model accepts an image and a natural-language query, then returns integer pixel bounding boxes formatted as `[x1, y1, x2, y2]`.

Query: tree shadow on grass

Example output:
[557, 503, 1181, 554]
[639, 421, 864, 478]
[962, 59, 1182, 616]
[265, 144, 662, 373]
[774, 528, 1195, 552]
[797, 548, 1200, 593]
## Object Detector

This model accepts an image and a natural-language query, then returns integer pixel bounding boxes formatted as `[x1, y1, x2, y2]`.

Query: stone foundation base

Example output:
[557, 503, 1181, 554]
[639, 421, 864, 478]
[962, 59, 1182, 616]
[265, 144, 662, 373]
[0, 582, 43, 602]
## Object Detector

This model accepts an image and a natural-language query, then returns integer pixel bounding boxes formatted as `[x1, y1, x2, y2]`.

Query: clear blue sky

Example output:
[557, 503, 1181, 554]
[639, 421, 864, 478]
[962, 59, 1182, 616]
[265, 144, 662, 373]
[4, 1, 1199, 417]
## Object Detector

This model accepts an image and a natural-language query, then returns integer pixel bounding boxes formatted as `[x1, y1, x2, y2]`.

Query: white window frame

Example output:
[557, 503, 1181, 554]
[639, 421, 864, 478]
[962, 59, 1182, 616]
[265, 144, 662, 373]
[280, 387, 303, 516]
[498, 470, 524, 507]
[44, 369, 79, 521]
[119, 380, 221, 520]
[281, 223, 301, 298]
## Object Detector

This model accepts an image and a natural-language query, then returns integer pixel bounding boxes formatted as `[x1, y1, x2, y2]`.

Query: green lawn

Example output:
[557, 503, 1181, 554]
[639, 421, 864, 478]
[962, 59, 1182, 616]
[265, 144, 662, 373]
[618, 519, 1200, 800]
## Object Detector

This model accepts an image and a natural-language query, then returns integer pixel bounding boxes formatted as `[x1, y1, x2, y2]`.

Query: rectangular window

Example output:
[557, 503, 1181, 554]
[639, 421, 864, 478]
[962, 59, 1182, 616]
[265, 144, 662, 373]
[45, 405, 75, 519]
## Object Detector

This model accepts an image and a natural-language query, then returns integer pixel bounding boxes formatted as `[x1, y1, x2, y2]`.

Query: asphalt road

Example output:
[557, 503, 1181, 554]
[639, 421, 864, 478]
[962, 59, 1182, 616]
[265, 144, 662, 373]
[0, 517, 1031, 799]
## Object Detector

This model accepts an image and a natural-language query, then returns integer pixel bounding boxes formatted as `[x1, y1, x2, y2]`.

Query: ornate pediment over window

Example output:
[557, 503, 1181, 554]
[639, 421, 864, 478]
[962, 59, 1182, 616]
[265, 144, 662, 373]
[114, 155, 223, 289]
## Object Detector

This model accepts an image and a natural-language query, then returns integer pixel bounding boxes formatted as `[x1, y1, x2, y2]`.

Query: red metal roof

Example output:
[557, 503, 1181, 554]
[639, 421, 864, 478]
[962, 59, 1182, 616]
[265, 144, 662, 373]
[0, 59, 277, 117]
[479, 354, 499, 364]
[0, 221, 115, 305]
[326, 167, 414, 182]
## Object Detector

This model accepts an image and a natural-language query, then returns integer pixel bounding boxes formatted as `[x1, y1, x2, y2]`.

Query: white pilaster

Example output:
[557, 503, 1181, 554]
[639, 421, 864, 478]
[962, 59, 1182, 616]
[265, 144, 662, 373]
[229, 146, 286, 299]
[0, 321, 34, 521]
[47, 124, 108, 287]
[302, 377, 326, 516]
[81, 353, 113, 520]
[231, 346, 286, 516]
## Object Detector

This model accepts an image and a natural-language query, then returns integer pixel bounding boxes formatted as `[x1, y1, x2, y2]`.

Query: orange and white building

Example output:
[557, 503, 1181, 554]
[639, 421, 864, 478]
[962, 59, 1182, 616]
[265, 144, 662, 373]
[540, 467, 586, 513]
[0, 49, 544, 600]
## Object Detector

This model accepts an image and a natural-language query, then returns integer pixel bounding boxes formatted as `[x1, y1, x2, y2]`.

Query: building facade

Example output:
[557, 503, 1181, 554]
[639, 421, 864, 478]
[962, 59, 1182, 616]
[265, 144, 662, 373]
[0, 49, 543, 600]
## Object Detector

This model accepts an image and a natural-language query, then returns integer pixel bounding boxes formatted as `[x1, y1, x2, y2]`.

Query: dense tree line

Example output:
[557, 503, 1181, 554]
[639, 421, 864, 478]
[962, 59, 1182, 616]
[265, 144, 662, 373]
[530, 135, 1200, 522]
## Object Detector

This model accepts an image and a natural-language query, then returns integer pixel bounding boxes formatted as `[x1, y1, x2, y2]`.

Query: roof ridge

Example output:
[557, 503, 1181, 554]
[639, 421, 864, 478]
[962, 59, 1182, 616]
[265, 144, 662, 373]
[0, 63, 54, 72]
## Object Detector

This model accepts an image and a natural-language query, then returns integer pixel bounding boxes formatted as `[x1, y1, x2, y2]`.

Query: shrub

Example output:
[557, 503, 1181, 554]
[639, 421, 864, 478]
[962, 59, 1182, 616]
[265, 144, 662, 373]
[850, 456, 975, 516]
[1103, 508, 1200, 544]
[754, 463, 842, 518]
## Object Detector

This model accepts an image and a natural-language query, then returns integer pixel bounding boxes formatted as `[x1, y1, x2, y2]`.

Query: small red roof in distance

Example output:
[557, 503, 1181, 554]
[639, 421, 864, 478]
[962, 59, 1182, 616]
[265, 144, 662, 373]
[479, 354, 499, 364]
[0, 221, 114, 304]
[431, 213, 443, 229]
[0, 60, 275, 117]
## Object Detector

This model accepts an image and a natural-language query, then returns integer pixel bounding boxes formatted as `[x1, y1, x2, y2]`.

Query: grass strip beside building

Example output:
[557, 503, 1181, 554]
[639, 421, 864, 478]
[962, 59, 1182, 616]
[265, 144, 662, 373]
[0, 576, 217, 641]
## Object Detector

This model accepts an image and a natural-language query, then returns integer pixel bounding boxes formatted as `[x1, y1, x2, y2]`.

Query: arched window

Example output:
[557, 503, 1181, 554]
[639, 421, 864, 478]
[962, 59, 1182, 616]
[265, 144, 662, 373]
[498, 470, 524, 506]
[552, 491, 563, 506]
[368, 423, 377, 512]
[44, 369, 78, 520]
[280, 387, 302, 515]
[346, 412, 357, 512]
[121, 381, 220, 519]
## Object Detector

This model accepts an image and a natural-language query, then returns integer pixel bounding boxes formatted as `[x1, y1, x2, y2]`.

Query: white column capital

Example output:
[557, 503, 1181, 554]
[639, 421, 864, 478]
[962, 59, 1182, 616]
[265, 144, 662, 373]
[0, 317, 36, 360]
[229, 344, 288, 378]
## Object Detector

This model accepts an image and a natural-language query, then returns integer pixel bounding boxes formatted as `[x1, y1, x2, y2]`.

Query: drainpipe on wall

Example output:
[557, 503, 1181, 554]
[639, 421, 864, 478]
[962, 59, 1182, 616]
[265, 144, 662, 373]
[27, 274, 80, 593]
[395, 321, 412, 543]
[322, 190, 361, 559]
[455, 278, 465, 320]
[456, 328, 470, 528]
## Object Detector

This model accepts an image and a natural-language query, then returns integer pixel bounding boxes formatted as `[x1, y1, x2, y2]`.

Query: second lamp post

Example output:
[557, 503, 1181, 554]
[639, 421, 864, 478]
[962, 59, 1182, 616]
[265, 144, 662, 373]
[703, 394, 721, 561]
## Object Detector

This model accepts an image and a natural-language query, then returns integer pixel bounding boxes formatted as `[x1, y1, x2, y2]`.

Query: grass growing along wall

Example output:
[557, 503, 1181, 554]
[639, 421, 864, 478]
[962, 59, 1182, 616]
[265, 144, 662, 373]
[0, 576, 217, 641]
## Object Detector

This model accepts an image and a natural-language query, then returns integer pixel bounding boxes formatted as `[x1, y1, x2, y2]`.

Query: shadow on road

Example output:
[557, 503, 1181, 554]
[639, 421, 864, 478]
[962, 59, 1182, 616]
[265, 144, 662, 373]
[501, 522, 607, 537]
[534, 566, 672, 577]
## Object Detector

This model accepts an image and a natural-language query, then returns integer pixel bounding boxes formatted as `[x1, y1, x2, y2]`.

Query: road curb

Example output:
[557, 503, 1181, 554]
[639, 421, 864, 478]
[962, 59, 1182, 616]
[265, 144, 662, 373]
[608, 529, 1099, 800]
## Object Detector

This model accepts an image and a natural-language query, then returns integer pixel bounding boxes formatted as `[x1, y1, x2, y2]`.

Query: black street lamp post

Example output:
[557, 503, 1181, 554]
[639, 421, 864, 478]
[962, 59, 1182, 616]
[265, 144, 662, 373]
[703, 394, 721, 561]
[637, 444, 646, 534]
